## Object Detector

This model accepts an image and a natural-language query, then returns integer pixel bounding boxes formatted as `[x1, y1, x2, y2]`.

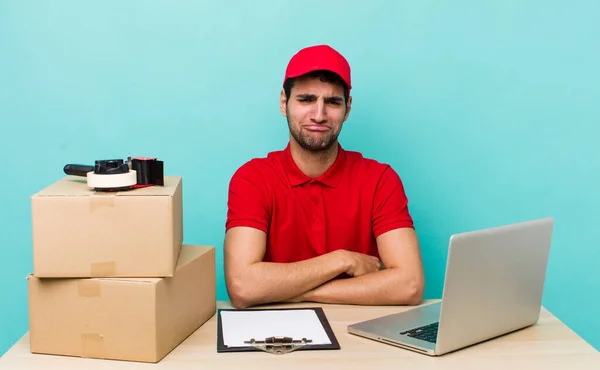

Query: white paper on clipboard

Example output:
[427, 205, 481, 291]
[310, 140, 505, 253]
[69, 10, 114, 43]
[220, 309, 333, 347]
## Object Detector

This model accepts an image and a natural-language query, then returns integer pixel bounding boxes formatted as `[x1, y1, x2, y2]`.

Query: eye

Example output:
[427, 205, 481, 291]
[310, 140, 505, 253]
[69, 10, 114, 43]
[297, 95, 316, 103]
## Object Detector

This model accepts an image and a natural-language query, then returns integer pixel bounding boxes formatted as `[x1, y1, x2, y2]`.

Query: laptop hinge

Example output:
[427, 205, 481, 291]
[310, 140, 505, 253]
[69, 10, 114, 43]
[379, 338, 429, 353]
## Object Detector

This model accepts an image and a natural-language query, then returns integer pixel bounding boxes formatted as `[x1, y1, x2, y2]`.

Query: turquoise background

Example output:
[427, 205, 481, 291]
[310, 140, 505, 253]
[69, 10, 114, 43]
[1, 0, 599, 356]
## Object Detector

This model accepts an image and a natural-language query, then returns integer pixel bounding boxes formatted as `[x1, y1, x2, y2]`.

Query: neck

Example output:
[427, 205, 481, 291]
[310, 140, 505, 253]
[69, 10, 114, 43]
[290, 140, 339, 178]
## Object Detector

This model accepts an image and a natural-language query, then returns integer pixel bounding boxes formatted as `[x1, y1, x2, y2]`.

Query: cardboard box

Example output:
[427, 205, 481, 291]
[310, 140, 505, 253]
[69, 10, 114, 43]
[28, 245, 216, 363]
[31, 175, 183, 277]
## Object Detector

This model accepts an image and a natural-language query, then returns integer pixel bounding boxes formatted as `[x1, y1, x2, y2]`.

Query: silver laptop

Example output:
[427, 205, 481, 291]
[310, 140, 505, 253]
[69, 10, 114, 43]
[348, 217, 554, 356]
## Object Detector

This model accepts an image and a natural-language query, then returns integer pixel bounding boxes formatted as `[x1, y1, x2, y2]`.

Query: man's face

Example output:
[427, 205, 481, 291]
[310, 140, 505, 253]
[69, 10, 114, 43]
[280, 76, 352, 152]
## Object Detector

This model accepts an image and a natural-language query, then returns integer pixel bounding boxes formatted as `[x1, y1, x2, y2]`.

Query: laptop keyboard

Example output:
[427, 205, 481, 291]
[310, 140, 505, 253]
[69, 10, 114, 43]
[400, 322, 438, 343]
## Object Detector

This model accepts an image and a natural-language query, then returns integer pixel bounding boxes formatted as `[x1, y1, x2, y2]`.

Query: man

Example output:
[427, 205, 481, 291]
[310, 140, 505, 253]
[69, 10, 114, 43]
[224, 44, 424, 309]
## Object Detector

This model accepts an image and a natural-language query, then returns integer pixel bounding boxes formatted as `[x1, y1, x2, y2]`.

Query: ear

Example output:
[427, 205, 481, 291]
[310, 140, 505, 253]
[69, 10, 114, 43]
[344, 95, 352, 121]
[280, 90, 288, 117]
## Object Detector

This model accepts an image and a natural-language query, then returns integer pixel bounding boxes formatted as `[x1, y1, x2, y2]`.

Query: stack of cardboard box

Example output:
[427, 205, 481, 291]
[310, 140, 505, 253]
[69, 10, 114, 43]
[27, 175, 216, 363]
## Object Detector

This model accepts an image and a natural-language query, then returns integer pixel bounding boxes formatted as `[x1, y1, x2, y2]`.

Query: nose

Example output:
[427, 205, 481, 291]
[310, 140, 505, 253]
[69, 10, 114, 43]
[310, 100, 326, 124]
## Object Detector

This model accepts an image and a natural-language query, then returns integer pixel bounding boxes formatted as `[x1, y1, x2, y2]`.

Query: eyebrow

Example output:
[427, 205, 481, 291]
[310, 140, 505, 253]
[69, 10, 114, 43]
[325, 96, 344, 104]
[296, 93, 317, 100]
[295, 93, 344, 103]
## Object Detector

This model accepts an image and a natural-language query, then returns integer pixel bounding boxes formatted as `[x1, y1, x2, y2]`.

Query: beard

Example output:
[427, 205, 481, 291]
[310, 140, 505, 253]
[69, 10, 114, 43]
[287, 116, 341, 152]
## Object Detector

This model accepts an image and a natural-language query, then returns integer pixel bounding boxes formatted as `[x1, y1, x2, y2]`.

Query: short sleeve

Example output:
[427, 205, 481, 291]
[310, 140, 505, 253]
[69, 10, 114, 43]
[225, 161, 271, 233]
[372, 166, 414, 237]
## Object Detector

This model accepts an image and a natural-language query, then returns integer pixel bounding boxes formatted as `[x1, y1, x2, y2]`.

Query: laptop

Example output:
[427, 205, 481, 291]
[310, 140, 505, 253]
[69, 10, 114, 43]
[347, 217, 554, 356]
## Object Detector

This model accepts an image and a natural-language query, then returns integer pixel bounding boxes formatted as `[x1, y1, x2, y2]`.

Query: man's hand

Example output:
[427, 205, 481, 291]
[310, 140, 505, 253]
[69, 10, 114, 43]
[342, 250, 382, 277]
[286, 228, 424, 306]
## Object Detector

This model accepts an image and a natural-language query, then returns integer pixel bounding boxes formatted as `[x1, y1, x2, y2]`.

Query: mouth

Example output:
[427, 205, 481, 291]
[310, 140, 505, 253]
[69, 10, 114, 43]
[303, 125, 330, 132]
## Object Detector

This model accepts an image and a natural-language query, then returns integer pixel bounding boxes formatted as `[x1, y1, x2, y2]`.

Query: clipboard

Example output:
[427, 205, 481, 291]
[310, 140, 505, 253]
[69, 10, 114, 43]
[217, 307, 341, 354]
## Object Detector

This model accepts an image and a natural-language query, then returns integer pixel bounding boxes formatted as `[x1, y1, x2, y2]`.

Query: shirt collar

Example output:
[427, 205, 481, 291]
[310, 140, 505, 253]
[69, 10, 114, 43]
[281, 142, 347, 188]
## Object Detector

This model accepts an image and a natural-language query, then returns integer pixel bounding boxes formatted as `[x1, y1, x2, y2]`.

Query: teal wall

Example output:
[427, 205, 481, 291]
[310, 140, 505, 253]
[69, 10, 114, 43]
[1, 0, 599, 356]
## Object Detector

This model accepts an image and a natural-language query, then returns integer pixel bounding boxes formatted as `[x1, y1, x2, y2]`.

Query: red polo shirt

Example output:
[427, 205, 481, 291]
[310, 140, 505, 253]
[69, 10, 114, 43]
[225, 143, 414, 263]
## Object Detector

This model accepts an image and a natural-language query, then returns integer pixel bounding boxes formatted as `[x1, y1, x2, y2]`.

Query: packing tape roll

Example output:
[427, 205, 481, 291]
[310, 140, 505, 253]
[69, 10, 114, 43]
[86, 171, 137, 189]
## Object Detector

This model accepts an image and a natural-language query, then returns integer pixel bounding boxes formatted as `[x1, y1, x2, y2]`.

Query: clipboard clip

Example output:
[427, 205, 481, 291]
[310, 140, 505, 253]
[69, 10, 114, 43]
[243, 336, 312, 355]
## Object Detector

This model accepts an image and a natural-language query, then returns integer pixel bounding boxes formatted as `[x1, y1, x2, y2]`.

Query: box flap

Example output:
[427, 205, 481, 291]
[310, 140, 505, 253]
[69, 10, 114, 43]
[27, 274, 161, 284]
[28, 246, 210, 283]
[174, 245, 214, 272]
[32, 176, 181, 197]
[96, 277, 162, 284]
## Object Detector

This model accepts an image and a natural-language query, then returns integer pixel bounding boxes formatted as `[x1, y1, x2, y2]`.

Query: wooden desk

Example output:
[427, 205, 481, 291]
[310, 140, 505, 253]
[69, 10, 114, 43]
[1, 300, 598, 369]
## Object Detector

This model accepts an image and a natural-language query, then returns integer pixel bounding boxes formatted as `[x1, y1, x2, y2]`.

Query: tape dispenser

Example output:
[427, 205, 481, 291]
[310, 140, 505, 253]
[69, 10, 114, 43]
[63, 157, 164, 192]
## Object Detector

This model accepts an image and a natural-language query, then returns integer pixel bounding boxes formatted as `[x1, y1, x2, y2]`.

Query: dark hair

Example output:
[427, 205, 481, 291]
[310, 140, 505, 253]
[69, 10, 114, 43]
[283, 70, 349, 103]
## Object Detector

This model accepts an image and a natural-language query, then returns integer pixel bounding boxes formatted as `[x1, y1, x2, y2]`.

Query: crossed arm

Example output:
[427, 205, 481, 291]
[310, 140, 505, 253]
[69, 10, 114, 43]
[224, 226, 424, 309]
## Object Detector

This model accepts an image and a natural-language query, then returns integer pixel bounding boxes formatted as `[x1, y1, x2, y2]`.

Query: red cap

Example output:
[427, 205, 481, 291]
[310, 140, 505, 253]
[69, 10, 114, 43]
[283, 45, 351, 90]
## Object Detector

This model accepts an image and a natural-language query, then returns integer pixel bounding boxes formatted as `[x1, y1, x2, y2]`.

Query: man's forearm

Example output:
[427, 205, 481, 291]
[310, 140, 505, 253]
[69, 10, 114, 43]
[228, 251, 348, 308]
[294, 268, 423, 306]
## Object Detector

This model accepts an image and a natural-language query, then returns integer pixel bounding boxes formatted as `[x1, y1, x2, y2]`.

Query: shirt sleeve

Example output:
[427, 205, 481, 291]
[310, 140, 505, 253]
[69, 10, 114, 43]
[225, 161, 271, 233]
[372, 166, 414, 238]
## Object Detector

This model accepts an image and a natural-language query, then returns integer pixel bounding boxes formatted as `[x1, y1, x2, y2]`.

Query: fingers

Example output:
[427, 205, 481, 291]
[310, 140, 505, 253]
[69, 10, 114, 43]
[358, 256, 383, 276]
[346, 252, 386, 276]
